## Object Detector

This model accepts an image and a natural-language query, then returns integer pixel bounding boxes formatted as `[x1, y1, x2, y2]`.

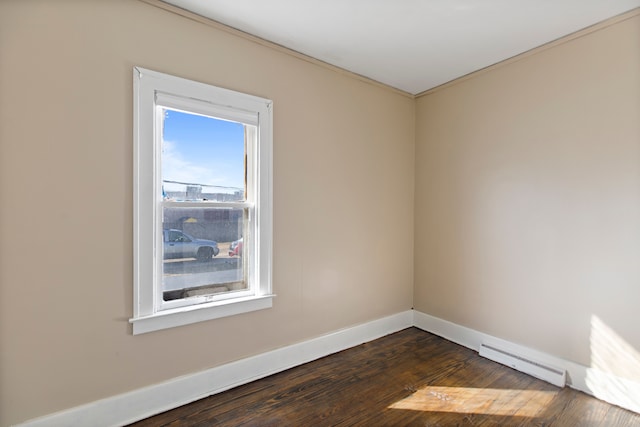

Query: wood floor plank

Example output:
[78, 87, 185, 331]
[127, 328, 640, 427]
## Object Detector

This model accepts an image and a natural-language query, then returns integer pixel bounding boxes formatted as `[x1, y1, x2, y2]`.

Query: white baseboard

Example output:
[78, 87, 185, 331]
[412, 311, 586, 389]
[16, 309, 639, 426]
[16, 311, 413, 427]
[412, 310, 640, 414]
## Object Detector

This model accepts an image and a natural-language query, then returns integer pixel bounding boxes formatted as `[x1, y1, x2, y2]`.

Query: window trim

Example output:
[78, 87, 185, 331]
[131, 67, 273, 335]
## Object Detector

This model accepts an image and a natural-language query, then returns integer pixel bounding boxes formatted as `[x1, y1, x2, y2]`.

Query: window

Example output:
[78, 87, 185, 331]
[131, 67, 273, 334]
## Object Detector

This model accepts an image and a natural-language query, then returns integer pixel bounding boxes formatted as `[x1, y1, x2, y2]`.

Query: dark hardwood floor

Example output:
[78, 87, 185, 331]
[128, 327, 640, 426]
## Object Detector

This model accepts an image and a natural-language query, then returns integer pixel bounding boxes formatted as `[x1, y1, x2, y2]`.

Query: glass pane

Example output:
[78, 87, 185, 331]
[162, 207, 246, 301]
[162, 108, 245, 202]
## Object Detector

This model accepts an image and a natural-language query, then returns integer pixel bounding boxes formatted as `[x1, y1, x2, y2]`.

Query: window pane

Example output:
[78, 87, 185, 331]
[162, 108, 245, 202]
[162, 207, 246, 301]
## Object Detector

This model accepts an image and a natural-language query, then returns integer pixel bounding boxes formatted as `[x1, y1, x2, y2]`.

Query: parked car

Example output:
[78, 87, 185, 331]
[163, 229, 220, 261]
[228, 238, 243, 257]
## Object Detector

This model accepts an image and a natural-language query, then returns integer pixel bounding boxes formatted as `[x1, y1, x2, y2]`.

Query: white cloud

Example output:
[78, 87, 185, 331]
[162, 140, 242, 194]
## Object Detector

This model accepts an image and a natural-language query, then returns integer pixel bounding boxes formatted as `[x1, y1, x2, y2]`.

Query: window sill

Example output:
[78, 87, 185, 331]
[130, 294, 275, 335]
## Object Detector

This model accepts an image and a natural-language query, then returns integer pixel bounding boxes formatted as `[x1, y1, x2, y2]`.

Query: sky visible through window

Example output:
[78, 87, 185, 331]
[162, 109, 245, 194]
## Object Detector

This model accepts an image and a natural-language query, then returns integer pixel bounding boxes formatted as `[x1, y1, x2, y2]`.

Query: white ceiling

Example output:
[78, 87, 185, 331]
[163, 0, 640, 95]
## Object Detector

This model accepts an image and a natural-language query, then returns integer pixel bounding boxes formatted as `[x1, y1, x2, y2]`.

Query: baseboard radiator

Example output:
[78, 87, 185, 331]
[479, 343, 567, 388]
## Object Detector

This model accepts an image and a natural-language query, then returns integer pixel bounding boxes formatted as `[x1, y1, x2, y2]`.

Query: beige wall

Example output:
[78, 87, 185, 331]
[415, 12, 640, 368]
[2, 0, 638, 424]
[0, 1, 415, 425]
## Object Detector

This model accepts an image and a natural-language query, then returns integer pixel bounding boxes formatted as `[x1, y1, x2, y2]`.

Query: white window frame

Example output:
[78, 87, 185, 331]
[131, 67, 273, 335]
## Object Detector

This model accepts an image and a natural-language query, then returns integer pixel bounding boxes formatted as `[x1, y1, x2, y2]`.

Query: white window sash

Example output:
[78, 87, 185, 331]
[131, 67, 273, 335]
[156, 92, 259, 126]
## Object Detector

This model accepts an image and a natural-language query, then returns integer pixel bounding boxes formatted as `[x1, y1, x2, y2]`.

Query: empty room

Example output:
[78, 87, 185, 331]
[1, 1, 639, 426]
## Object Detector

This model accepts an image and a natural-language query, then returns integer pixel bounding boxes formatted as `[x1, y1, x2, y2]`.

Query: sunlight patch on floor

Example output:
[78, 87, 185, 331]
[388, 386, 557, 417]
